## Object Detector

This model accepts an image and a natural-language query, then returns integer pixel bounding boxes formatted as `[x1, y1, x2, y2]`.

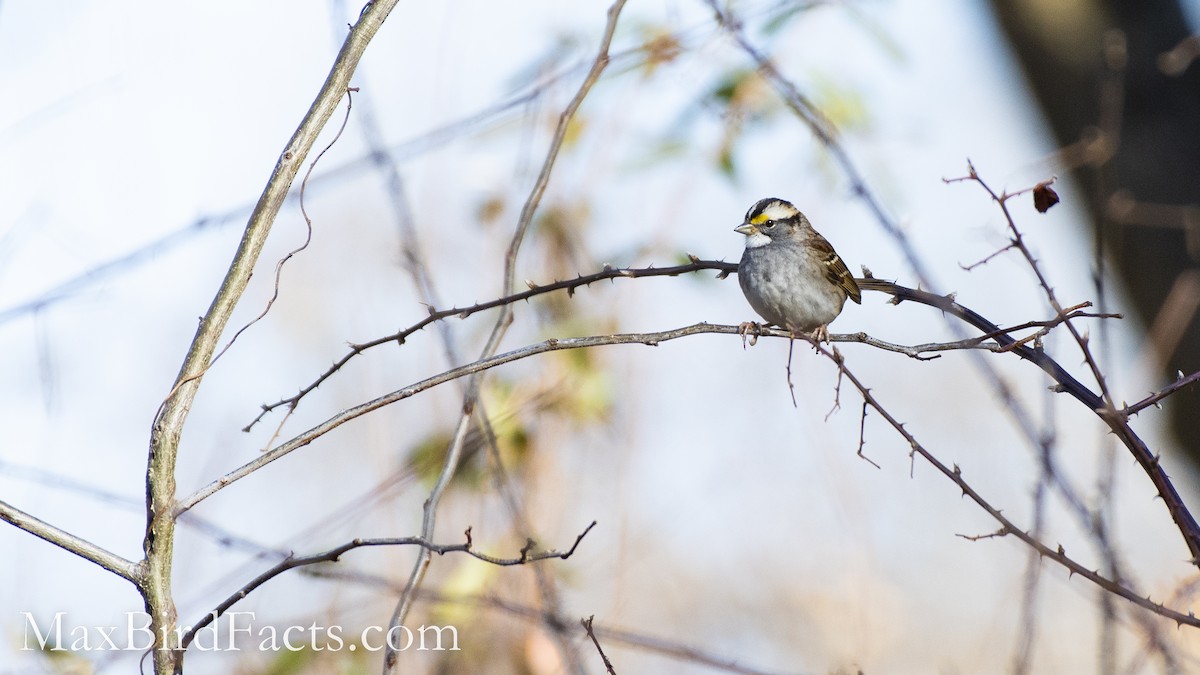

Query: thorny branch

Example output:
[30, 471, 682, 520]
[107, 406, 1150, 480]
[173, 522, 595, 664]
[946, 163, 1200, 567]
[243, 258, 730, 431]
[190, 266, 1135, 516]
[188, 261, 1200, 608]
[804, 337, 1200, 629]
[1123, 369, 1200, 417]
[695, 9, 1163, 635]
[245, 258, 1117, 428]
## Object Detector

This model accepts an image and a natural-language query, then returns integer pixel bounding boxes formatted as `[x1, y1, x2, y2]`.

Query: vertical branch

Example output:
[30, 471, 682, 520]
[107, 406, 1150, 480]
[381, 2, 628, 672]
[140, 3, 400, 673]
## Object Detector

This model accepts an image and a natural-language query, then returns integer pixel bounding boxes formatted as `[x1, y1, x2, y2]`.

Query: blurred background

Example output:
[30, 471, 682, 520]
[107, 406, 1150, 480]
[2, 0, 1199, 672]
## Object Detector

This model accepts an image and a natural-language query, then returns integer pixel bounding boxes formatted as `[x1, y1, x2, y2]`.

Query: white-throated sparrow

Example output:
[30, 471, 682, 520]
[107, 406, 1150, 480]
[736, 197, 861, 342]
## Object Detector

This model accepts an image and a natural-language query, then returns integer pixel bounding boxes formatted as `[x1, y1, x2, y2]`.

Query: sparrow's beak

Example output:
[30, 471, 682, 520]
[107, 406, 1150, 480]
[734, 223, 757, 236]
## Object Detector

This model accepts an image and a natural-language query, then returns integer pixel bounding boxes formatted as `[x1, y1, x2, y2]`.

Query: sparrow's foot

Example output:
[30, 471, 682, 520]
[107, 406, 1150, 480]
[738, 321, 763, 348]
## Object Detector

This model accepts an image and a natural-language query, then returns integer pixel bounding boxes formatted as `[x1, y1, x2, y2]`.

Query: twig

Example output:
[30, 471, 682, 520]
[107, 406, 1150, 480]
[957, 527, 1010, 542]
[855, 401, 879, 469]
[176, 522, 595, 655]
[785, 337, 798, 407]
[1122, 369, 1200, 417]
[582, 616, 619, 675]
[155, 89, 358, 412]
[206, 88, 358, 370]
[960, 242, 1018, 271]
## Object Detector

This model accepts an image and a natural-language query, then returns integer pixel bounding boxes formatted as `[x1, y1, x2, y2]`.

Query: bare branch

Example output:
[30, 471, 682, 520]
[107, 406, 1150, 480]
[0, 499, 141, 583]
[244, 258, 735, 431]
[855, 401, 880, 469]
[1122, 369, 1200, 417]
[809, 341, 1200, 628]
[139, 5, 401, 673]
[177, 522, 595, 655]
[951, 165, 1118, 405]
[245, 259, 1117, 429]
[960, 241, 1018, 271]
[582, 615, 619, 675]
[957, 527, 1011, 542]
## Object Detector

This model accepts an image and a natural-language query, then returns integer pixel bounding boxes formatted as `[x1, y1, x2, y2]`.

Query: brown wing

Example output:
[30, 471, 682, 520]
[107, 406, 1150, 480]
[811, 235, 862, 304]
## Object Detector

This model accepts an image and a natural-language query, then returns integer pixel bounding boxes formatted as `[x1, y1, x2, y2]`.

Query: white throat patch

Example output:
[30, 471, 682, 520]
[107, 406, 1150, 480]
[743, 231, 772, 248]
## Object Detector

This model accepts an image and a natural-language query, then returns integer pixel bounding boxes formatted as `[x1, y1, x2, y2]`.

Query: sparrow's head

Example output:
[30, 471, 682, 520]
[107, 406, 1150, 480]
[735, 198, 803, 247]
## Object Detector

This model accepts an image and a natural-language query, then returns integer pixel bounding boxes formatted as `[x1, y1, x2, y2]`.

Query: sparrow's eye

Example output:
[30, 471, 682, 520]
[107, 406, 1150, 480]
[761, 220, 776, 229]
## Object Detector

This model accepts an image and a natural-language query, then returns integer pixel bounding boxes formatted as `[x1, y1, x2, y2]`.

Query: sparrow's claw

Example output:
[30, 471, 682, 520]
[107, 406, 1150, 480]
[738, 321, 762, 347]
[810, 324, 830, 346]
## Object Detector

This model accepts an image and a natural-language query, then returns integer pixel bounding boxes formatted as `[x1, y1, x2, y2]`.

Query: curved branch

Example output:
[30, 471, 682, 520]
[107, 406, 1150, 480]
[180, 322, 738, 514]
[142, 4, 401, 673]
[243, 257, 731, 431]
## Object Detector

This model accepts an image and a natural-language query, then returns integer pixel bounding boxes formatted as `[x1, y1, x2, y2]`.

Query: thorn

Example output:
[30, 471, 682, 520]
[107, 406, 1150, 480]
[687, 253, 700, 263]
[602, 263, 614, 272]
[526, 279, 538, 290]
[860, 265, 874, 278]
[1179, 370, 1186, 380]
[567, 287, 576, 298]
